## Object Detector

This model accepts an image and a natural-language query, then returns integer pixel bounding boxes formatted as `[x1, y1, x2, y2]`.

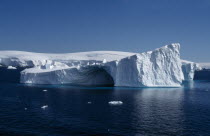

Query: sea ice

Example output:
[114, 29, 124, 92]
[7, 66, 17, 69]
[41, 105, 48, 109]
[108, 101, 123, 105]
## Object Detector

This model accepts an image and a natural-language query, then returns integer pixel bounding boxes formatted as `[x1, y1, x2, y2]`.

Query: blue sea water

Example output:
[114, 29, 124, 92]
[0, 81, 209, 136]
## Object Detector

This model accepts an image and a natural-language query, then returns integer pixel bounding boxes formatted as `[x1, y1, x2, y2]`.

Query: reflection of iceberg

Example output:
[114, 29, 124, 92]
[182, 80, 194, 89]
[131, 88, 185, 134]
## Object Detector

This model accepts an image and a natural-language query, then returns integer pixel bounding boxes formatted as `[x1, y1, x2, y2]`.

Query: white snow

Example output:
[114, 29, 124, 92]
[7, 66, 17, 69]
[0, 50, 135, 67]
[198, 63, 210, 69]
[108, 101, 123, 105]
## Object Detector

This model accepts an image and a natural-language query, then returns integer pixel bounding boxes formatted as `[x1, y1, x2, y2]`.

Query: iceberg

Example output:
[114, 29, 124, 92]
[7, 66, 17, 69]
[21, 65, 115, 86]
[0, 43, 200, 87]
[41, 105, 48, 109]
[20, 43, 184, 87]
[108, 101, 123, 105]
[181, 60, 201, 80]
[105, 43, 184, 87]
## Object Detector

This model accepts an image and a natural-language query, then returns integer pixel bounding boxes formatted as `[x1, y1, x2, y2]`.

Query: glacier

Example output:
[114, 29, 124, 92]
[0, 43, 200, 87]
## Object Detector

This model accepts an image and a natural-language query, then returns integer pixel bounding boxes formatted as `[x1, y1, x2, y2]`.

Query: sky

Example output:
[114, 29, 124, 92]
[0, 0, 209, 62]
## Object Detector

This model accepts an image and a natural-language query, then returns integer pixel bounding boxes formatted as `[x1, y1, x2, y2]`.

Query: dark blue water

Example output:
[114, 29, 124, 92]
[0, 81, 210, 136]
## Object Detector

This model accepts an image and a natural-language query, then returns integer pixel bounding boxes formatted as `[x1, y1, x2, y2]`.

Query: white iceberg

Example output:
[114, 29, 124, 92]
[41, 105, 48, 109]
[0, 43, 200, 87]
[20, 43, 184, 87]
[7, 66, 17, 69]
[181, 60, 201, 80]
[108, 101, 123, 105]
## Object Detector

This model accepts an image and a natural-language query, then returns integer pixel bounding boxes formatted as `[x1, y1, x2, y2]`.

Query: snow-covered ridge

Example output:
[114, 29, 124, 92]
[0, 50, 135, 67]
[198, 63, 210, 69]
[0, 43, 200, 87]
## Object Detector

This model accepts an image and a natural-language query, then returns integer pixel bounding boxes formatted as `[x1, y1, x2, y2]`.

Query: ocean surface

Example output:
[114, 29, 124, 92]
[0, 81, 209, 136]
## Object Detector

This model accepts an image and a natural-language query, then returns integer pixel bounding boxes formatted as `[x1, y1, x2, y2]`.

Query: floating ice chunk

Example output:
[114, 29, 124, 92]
[103, 59, 107, 63]
[24, 108, 27, 110]
[108, 101, 123, 105]
[43, 89, 47, 92]
[7, 66, 17, 69]
[41, 105, 48, 109]
[87, 101, 92, 104]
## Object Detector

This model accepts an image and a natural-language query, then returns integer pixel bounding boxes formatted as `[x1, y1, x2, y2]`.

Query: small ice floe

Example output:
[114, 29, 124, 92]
[43, 89, 48, 92]
[24, 108, 27, 110]
[41, 105, 48, 109]
[7, 66, 17, 69]
[108, 101, 123, 105]
[103, 59, 107, 63]
[87, 101, 92, 104]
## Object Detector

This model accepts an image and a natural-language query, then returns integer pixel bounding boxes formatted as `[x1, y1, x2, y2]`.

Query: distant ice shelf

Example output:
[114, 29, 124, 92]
[0, 43, 200, 87]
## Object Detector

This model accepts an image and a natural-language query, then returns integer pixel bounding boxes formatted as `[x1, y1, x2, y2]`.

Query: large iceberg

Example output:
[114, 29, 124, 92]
[0, 43, 200, 87]
[19, 43, 184, 87]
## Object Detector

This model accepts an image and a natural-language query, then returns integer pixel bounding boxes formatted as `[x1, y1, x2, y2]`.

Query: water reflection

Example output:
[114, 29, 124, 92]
[132, 88, 184, 135]
[0, 81, 209, 135]
[182, 80, 194, 89]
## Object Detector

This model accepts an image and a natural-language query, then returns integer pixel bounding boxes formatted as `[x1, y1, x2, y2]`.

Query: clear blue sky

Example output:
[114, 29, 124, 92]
[0, 0, 209, 62]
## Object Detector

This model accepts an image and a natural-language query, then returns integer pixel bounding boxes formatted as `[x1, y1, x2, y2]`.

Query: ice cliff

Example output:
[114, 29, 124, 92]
[0, 43, 199, 87]
[181, 60, 201, 80]
[105, 44, 184, 87]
